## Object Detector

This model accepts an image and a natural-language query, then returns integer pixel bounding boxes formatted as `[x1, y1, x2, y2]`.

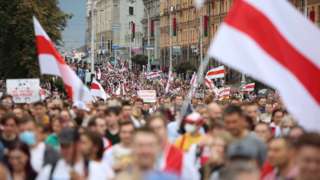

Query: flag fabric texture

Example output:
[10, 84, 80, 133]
[145, 71, 162, 79]
[206, 66, 225, 79]
[242, 83, 255, 92]
[204, 77, 217, 93]
[90, 79, 108, 100]
[33, 17, 91, 103]
[208, 0, 320, 131]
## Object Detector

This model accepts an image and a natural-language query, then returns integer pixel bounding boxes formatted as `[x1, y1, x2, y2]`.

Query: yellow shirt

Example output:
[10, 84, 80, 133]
[174, 133, 203, 152]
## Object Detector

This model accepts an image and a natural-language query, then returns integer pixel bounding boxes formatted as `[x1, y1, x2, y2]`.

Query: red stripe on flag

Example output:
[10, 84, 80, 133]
[91, 83, 100, 90]
[207, 69, 225, 76]
[225, 0, 320, 104]
[36, 36, 65, 64]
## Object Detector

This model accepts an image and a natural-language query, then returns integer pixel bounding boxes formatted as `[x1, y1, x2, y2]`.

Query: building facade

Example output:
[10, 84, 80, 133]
[86, 0, 145, 61]
[142, 0, 161, 67]
[159, 0, 320, 78]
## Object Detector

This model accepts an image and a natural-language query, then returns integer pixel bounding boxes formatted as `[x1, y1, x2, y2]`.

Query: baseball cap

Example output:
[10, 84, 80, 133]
[58, 128, 79, 145]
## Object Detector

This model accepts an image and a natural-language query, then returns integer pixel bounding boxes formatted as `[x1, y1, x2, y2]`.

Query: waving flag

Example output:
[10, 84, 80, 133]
[145, 71, 162, 79]
[241, 83, 255, 92]
[90, 79, 108, 100]
[33, 17, 91, 103]
[208, 0, 320, 131]
[204, 77, 217, 93]
[190, 72, 197, 88]
[206, 66, 225, 79]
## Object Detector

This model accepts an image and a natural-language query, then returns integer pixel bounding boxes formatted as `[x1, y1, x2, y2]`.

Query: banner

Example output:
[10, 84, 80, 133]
[6, 79, 40, 103]
[137, 90, 157, 103]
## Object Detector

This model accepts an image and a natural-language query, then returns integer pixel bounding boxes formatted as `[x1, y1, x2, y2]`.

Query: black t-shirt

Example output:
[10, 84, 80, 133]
[105, 130, 120, 145]
[0, 135, 18, 149]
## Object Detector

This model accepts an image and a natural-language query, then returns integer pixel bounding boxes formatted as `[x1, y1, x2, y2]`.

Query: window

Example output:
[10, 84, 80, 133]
[129, 6, 134, 15]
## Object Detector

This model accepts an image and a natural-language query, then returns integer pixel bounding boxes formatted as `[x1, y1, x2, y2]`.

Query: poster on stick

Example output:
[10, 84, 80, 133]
[137, 90, 157, 103]
[6, 79, 41, 103]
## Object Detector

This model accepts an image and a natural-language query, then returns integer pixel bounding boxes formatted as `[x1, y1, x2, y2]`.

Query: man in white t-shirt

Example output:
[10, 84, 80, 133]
[103, 121, 135, 173]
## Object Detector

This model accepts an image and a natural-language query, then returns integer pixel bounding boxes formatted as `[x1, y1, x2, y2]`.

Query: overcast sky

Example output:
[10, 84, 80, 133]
[59, 0, 86, 51]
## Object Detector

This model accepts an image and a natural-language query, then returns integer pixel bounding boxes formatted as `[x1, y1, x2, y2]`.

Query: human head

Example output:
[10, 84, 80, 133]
[183, 112, 204, 135]
[147, 114, 168, 145]
[121, 100, 132, 121]
[264, 102, 273, 114]
[60, 110, 72, 128]
[1, 95, 13, 110]
[87, 116, 106, 137]
[280, 116, 296, 137]
[219, 160, 260, 180]
[58, 128, 80, 164]
[174, 95, 184, 107]
[132, 127, 160, 171]
[13, 107, 24, 119]
[295, 132, 320, 180]
[257, 97, 267, 108]
[254, 123, 272, 143]
[288, 126, 304, 140]
[271, 109, 284, 125]
[33, 102, 47, 118]
[18, 118, 44, 147]
[207, 102, 222, 121]
[104, 107, 121, 126]
[244, 102, 259, 123]
[7, 142, 37, 178]
[223, 105, 246, 138]
[133, 98, 144, 110]
[1, 113, 19, 141]
[79, 131, 104, 161]
[119, 121, 135, 146]
[267, 138, 293, 168]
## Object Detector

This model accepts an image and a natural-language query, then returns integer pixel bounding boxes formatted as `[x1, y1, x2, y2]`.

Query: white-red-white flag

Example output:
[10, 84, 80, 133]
[217, 87, 231, 100]
[206, 66, 225, 79]
[33, 17, 91, 103]
[145, 71, 162, 79]
[241, 83, 255, 92]
[208, 0, 320, 131]
[190, 72, 197, 87]
[204, 77, 217, 93]
[90, 79, 108, 100]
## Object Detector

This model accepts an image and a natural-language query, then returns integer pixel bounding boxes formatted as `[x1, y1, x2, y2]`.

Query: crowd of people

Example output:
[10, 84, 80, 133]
[0, 66, 319, 180]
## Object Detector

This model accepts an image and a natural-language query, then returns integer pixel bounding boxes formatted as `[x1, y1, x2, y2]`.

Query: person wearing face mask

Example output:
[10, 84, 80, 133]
[174, 112, 204, 152]
[280, 116, 296, 137]
[18, 118, 59, 173]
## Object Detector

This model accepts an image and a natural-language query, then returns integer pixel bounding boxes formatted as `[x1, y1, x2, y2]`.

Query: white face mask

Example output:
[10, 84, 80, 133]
[185, 124, 197, 133]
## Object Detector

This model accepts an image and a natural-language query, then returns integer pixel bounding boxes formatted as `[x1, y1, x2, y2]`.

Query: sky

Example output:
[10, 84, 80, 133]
[59, 0, 86, 51]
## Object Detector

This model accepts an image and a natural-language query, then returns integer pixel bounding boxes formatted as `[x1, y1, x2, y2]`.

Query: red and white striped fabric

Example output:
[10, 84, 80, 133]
[204, 77, 217, 92]
[33, 17, 91, 103]
[165, 70, 173, 93]
[242, 83, 255, 92]
[96, 68, 101, 80]
[90, 79, 108, 100]
[206, 66, 225, 79]
[107, 62, 114, 71]
[145, 71, 162, 79]
[208, 0, 320, 131]
[217, 87, 231, 100]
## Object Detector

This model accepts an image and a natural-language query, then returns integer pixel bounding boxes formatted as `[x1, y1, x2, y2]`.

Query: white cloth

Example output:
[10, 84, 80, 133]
[36, 159, 114, 180]
[102, 144, 132, 168]
[36, 159, 84, 180]
[31, 142, 46, 173]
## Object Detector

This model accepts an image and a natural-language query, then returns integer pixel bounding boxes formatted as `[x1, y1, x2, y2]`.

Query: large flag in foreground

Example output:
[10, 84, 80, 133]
[33, 17, 91, 102]
[208, 0, 320, 131]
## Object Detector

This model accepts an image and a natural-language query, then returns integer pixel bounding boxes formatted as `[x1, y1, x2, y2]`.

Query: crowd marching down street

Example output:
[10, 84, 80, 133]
[0, 0, 320, 180]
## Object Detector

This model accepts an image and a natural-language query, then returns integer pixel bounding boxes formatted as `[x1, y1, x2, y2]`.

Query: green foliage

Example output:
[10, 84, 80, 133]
[174, 62, 197, 74]
[0, 0, 70, 79]
[132, 54, 148, 66]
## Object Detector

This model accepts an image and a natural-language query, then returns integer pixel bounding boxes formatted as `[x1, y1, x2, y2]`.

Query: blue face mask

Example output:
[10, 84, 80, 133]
[19, 131, 36, 146]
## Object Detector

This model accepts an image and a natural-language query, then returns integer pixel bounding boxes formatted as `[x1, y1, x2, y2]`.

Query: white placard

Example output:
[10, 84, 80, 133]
[6, 79, 41, 103]
[137, 90, 157, 103]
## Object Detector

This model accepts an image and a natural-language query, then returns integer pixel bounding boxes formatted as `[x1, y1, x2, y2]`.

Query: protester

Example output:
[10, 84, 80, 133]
[103, 121, 135, 172]
[175, 112, 204, 152]
[115, 127, 178, 180]
[147, 114, 199, 179]
[0, 113, 19, 149]
[6, 142, 38, 180]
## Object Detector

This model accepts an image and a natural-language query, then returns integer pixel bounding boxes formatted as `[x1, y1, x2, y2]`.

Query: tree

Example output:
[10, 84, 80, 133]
[0, 0, 70, 79]
[174, 62, 196, 74]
